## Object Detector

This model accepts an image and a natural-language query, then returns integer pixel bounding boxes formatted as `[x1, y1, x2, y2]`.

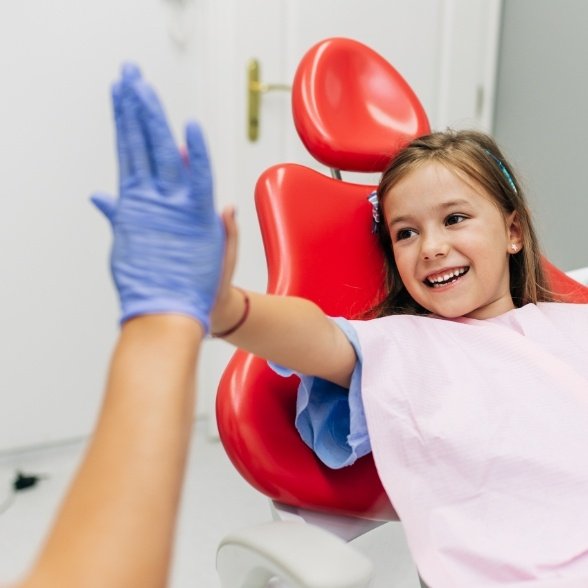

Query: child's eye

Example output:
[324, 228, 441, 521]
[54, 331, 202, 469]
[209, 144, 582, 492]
[446, 214, 467, 226]
[395, 228, 417, 241]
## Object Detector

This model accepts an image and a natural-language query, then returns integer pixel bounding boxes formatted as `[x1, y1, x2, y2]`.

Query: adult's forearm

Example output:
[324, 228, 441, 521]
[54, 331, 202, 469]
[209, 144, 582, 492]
[21, 315, 202, 588]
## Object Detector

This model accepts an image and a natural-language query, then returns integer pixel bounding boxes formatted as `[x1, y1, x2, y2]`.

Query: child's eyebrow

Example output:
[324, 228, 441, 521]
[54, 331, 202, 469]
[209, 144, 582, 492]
[388, 199, 471, 227]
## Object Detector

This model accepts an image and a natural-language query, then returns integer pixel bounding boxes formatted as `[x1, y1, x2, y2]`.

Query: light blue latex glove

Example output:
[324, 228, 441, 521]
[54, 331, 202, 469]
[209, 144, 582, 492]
[92, 64, 224, 332]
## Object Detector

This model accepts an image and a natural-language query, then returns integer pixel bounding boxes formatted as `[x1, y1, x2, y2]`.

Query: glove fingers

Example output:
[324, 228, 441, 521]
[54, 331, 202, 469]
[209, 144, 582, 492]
[130, 79, 184, 188]
[185, 121, 214, 210]
[121, 62, 142, 83]
[91, 193, 117, 223]
[119, 63, 151, 184]
[112, 82, 131, 185]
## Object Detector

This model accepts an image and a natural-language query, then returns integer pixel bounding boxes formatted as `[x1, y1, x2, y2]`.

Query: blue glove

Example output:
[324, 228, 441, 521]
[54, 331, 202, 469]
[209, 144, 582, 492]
[92, 64, 224, 332]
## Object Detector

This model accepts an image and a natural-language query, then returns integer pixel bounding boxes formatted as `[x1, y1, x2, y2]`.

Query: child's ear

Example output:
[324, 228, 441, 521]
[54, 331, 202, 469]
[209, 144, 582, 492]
[506, 211, 523, 253]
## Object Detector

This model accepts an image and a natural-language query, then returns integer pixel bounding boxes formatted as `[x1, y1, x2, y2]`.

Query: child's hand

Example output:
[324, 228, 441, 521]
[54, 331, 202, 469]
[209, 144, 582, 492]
[92, 64, 225, 333]
[210, 206, 241, 333]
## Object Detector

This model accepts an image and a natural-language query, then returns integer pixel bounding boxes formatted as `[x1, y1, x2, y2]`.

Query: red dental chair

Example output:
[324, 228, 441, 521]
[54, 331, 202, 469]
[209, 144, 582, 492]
[215, 38, 588, 588]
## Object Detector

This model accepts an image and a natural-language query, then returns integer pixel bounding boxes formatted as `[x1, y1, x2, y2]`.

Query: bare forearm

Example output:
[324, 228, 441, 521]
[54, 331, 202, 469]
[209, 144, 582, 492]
[212, 288, 355, 387]
[21, 315, 202, 588]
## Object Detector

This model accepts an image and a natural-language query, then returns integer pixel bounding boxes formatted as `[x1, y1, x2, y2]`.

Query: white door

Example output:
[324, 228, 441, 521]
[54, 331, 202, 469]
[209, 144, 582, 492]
[198, 0, 503, 431]
[194, 0, 294, 427]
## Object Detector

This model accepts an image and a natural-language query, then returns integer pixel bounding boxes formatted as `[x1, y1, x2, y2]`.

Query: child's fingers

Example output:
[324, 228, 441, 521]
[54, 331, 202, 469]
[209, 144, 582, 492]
[219, 206, 238, 293]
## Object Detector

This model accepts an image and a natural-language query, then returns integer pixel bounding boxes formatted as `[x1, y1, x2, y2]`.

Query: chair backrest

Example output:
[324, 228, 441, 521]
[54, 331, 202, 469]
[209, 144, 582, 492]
[216, 37, 588, 522]
[217, 37, 428, 520]
[217, 164, 396, 520]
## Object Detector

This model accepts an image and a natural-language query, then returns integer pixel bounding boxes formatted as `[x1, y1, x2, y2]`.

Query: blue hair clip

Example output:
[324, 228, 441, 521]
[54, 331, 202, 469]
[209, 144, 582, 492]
[485, 150, 517, 194]
[368, 191, 380, 234]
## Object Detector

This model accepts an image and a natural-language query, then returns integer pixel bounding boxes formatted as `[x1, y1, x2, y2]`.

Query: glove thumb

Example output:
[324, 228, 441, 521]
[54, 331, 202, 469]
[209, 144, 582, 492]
[91, 193, 117, 223]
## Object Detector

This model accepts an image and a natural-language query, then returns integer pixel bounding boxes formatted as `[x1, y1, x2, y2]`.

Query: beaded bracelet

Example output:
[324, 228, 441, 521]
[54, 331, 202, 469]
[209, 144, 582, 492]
[211, 288, 250, 338]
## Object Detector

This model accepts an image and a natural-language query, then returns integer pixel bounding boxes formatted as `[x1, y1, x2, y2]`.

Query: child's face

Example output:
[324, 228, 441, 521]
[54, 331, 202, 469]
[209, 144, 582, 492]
[382, 161, 521, 319]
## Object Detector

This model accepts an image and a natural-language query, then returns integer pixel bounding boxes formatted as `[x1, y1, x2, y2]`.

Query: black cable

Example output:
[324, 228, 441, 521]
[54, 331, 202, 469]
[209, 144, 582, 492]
[0, 470, 46, 516]
[13, 471, 44, 491]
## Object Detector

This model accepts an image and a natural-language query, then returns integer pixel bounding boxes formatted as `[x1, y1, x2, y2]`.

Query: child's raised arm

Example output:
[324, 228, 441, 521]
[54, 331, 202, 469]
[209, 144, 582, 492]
[211, 209, 357, 389]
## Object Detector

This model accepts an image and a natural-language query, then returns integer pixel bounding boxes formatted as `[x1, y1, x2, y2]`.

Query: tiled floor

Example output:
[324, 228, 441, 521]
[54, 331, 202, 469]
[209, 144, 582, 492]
[0, 418, 419, 587]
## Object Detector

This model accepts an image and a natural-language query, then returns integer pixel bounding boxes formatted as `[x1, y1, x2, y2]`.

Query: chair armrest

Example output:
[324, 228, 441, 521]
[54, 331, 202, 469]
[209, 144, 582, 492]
[217, 521, 374, 588]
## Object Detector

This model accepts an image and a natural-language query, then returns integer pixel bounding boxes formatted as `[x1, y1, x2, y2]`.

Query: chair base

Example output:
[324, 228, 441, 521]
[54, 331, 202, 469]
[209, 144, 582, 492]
[217, 520, 374, 588]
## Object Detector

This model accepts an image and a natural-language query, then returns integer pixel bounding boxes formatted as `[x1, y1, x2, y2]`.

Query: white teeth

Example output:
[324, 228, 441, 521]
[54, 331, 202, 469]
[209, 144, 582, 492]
[426, 267, 467, 285]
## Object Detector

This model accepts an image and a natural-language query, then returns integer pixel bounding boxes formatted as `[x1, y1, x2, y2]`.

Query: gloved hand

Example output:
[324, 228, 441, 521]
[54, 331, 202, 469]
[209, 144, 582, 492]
[92, 64, 224, 332]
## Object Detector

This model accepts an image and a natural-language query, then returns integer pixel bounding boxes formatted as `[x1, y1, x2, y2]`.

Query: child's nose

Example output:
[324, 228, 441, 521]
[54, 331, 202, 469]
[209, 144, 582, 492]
[420, 232, 449, 260]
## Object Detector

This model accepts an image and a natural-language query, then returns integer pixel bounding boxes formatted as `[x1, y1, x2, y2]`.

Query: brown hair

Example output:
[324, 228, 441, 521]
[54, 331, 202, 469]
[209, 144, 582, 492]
[370, 129, 553, 317]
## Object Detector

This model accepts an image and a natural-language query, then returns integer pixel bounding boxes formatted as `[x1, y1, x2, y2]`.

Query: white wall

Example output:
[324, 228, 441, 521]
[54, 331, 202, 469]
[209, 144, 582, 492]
[493, 0, 588, 271]
[0, 0, 208, 451]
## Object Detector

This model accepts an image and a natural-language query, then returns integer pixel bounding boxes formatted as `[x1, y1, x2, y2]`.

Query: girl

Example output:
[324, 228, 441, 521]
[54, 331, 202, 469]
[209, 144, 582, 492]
[212, 130, 588, 587]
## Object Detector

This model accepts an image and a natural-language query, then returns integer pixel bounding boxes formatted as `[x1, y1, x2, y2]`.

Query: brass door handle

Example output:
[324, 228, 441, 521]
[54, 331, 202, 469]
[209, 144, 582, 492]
[247, 59, 291, 142]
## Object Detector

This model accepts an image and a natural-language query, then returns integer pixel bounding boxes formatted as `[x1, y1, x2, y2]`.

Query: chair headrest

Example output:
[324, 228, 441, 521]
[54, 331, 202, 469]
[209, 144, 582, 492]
[292, 37, 430, 173]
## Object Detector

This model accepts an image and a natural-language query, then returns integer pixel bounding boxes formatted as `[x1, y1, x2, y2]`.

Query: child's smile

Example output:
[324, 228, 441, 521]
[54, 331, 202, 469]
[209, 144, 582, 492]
[383, 162, 522, 319]
[424, 266, 469, 288]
